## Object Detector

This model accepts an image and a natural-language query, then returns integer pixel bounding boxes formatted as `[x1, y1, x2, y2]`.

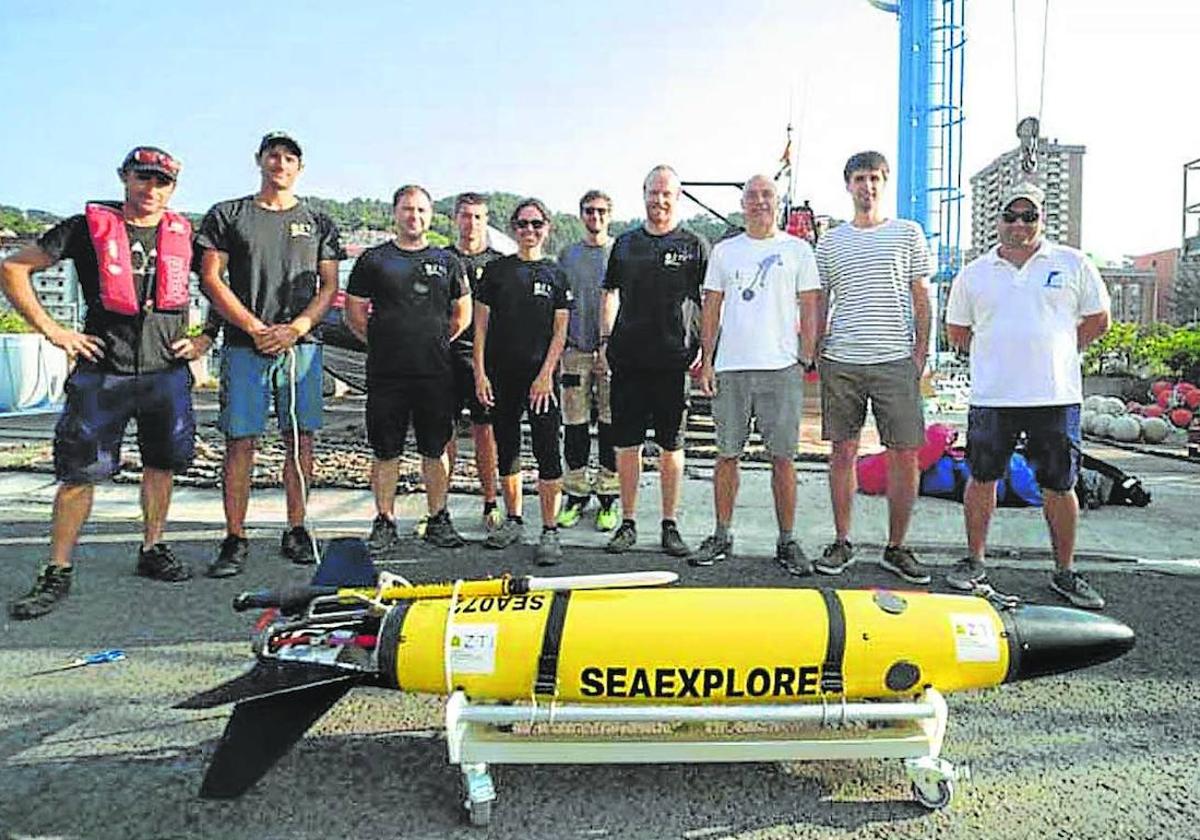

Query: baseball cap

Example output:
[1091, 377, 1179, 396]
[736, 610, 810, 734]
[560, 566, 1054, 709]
[1002, 180, 1044, 211]
[257, 131, 303, 158]
[120, 146, 181, 181]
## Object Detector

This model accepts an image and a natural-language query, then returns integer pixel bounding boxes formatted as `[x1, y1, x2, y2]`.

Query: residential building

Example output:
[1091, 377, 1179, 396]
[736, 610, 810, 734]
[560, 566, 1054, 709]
[1099, 264, 1158, 325]
[969, 139, 1085, 258]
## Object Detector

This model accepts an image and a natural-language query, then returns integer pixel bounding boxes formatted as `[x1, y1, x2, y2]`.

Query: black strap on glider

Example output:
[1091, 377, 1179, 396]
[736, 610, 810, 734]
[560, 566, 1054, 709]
[534, 590, 572, 697]
[819, 589, 846, 696]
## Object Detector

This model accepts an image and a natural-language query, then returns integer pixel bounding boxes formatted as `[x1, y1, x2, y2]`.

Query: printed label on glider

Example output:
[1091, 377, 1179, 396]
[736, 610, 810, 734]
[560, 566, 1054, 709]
[950, 613, 1000, 662]
[449, 623, 498, 674]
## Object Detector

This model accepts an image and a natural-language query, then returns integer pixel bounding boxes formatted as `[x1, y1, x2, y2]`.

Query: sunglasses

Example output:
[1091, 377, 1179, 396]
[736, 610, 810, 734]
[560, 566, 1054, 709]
[582, 207, 609, 216]
[514, 219, 547, 230]
[1002, 209, 1039, 224]
[133, 172, 175, 187]
[131, 148, 181, 175]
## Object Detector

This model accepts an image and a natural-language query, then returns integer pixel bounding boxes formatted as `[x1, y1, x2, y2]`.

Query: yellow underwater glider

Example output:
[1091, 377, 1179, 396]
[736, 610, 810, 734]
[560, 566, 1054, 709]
[180, 538, 1135, 824]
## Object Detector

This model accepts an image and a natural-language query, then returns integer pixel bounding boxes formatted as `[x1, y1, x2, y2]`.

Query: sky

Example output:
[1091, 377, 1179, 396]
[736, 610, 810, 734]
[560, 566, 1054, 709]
[1, 0, 1196, 260]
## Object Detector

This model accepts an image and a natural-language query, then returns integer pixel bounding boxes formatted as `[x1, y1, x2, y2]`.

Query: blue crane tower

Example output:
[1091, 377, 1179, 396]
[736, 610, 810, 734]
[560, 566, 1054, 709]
[868, 0, 966, 291]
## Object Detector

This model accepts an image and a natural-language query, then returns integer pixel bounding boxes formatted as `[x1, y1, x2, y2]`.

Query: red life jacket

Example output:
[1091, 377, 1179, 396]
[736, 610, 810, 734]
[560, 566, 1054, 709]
[84, 203, 192, 316]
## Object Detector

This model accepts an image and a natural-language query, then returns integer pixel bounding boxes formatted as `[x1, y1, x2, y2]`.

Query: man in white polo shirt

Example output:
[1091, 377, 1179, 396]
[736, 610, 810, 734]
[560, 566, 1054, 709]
[693, 174, 822, 574]
[944, 181, 1111, 609]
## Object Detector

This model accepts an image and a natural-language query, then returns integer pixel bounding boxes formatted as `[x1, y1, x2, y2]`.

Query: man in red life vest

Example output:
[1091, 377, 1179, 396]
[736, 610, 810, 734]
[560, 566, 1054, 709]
[0, 145, 207, 620]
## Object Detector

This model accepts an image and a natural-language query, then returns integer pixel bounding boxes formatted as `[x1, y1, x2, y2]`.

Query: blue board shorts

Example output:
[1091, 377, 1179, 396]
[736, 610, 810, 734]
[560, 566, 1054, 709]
[218, 344, 323, 439]
[966, 405, 1081, 492]
[54, 365, 195, 484]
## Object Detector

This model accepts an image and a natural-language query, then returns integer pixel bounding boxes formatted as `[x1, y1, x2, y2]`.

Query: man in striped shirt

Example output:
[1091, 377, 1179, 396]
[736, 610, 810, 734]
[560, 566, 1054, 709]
[813, 151, 933, 584]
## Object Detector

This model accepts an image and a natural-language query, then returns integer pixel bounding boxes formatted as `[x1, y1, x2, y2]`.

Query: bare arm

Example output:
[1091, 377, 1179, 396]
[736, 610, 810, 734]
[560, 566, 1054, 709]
[799, 289, 821, 365]
[698, 289, 723, 396]
[473, 301, 494, 407]
[448, 293, 472, 342]
[530, 310, 569, 414]
[0, 245, 105, 361]
[598, 288, 619, 373]
[946, 324, 972, 352]
[200, 249, 265, 337]
[344, 294, 370, 344]
[911, 276, 932, 370]
[1078, 311, 1110, 351]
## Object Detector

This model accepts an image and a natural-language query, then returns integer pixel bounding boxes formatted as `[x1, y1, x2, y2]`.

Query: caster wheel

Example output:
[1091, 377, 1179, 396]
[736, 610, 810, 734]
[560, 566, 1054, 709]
[912, 779, 953, 810]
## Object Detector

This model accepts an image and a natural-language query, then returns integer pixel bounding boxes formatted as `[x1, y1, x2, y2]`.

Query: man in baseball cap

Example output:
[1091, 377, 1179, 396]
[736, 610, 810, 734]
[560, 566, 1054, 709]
[257, 131, 302, 159]
[2, 142, 207, 618]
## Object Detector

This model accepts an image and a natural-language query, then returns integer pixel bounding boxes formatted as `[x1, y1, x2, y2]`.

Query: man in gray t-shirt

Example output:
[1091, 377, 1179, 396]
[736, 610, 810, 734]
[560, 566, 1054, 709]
[556, 190, 618, 532]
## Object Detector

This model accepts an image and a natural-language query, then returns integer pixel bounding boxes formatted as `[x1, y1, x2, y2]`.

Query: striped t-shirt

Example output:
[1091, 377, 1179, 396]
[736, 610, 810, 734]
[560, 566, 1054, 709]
[815, 218, 932, 364]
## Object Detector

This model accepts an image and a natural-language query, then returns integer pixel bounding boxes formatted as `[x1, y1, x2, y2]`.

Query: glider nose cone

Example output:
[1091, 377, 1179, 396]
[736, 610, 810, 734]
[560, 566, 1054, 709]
[1007, 605, 1136, 682]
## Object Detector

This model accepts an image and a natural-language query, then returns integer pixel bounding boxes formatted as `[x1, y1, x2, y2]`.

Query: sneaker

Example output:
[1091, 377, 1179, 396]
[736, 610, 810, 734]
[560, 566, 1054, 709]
[595, 504, 620, 533]
[8, 564, 72, 620]
[879, 545, 931, 585]
[367, 514, 398, 555]
[946, 557, 988, 591]
[776, 541, 813, 577]
[606, 520, 637, 554]
[484, 517, 524, 550]
[281, 526, 318, 566]
[536, 529, 564, 566]
[482, 504, 504, 532]
[814, 540, 855, 575]
[1050, 569, 1106, 610]
[661, 521, 690, 558]
[207, 535, 249, 578]
[557, 495, 588, 528]
[412, 514, 429, 538]
[136, 543, 193, 582]
[689, 533, 733, 567]
[424, 509, 466, 549]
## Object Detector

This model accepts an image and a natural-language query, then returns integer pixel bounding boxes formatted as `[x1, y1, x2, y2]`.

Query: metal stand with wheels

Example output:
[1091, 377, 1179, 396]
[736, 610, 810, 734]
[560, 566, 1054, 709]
[444, 688, 968, 826]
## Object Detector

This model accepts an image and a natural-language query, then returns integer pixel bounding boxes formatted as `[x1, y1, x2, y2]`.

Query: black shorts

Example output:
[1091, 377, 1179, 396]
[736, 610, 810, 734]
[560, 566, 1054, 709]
[54, 365, 195, 484]
[366, 376, 455, 460]
[610, 368, 689, 451]
[451, 348, 491, 425]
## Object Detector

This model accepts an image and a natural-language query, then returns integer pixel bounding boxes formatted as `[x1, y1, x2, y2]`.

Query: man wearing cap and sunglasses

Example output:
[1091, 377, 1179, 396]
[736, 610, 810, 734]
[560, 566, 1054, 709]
[944, 180, 1112, 609]
[2, 145, 206, 619]
[197, 132, 345, 577]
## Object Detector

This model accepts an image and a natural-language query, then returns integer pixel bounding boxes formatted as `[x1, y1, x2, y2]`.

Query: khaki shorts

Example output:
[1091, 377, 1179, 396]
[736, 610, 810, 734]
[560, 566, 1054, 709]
[819, 357, 925, 448]
[560, 347, 611, 427]
[713, 365, 803, 458]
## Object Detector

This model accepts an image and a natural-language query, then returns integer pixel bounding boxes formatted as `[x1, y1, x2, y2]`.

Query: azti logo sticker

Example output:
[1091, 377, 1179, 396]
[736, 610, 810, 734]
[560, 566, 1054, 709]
[950, 613, 1000, 662]
[449, 624, 498, 674]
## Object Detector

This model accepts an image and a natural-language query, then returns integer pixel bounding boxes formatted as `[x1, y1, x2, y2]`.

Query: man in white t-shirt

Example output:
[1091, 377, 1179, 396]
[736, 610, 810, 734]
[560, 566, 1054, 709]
[944, 181, 1111, 609]
[694, 175, 821, 574]
[813, 151, 934, 585]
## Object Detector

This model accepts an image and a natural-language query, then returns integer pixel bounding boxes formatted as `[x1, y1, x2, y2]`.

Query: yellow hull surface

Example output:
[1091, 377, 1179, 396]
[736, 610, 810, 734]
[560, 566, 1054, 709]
[381, 587, 1011, 703]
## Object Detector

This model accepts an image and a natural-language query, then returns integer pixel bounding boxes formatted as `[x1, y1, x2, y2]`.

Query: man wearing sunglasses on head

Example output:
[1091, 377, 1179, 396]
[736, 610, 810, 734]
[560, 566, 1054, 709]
[556, 190, 619, 533]
[197, 132, 345, 577]
[474, 199, 573, 564]
[944, 181, 1111, 609]
[2, 146, 205, 619]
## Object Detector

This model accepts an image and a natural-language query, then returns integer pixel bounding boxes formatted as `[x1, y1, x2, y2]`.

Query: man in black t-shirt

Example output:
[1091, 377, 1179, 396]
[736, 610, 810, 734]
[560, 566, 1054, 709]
[474, 198, 573, 565]
[345, 185, 471, 551]
[1, 145, 206, 619]
[197, 132, 345, 577]
[599, 165, 709, 558]
[445, 193, 504, 533]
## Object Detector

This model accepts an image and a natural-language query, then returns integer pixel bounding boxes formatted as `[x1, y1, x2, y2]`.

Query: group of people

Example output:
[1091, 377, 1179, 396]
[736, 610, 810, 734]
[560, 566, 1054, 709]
[0, 134, 1112, 622]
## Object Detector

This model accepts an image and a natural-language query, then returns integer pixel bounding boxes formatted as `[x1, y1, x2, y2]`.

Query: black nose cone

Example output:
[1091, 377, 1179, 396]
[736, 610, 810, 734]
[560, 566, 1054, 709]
[1004, 604, 1136, 682]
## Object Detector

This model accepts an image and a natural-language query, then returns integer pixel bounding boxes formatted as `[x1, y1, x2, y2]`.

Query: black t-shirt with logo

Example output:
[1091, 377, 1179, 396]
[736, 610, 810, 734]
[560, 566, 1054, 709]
[196, 196, 345, 347]
[345, 242, 467, 380]
[603, 226, 709, 372]
[447, 244, 503, 353]
[475, 255, 573, 376]
[37, 206, 187, 374]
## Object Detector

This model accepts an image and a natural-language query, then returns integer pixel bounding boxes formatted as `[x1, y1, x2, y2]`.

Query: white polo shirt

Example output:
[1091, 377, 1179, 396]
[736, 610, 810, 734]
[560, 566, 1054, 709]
[945, 240, 1110, 407]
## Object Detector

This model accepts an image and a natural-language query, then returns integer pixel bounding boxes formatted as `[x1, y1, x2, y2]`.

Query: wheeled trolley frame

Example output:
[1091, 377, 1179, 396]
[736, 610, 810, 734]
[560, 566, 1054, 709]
[445, 687, 968, 827]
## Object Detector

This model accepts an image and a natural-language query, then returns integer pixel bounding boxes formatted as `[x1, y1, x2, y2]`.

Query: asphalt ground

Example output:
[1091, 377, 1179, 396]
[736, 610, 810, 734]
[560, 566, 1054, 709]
[0, 526, 1197, 840]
